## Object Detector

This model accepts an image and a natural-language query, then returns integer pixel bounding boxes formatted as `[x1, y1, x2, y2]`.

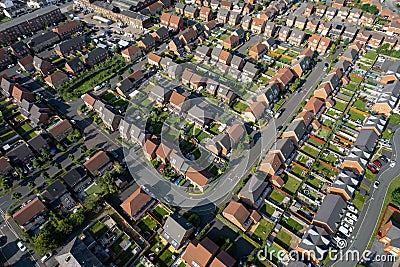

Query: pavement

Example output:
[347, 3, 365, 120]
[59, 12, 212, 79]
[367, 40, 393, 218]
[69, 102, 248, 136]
[330, 127, 400, 267]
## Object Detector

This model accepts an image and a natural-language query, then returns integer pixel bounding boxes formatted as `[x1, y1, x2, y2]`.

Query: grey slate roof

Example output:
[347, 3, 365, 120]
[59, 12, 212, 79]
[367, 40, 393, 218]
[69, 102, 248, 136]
[354, 129, 379, 153]
[239, 171, 268, 205]
[274, 138, 295, 161]
[313, 194, 346, 233]
[42, 180, 67, 203]
[162, 213, 194, 249]
[284, 120, 307, 141]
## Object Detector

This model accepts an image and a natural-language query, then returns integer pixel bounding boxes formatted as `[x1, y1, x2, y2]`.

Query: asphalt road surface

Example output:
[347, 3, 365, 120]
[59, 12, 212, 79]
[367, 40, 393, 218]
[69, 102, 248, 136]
[330, 127, 400, 267]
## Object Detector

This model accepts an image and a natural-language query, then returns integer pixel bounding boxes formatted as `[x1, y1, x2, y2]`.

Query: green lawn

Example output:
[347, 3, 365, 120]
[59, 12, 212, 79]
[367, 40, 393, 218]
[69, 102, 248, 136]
[363, 51, 378, 61]
[344, 84, 357, 91]
[291, 165, 306, 177]
[328, 143, 344, 155]
[352, 99, 367, 111]
[321, 153, 337, 165]
[90, 221, 107, 239]
[209, 123, 221, 135]
[382, 129, 393, 139]
[253, 219, 275, 241]
[272, 99, 285, 113]
[159, 248, 174, 266]
[348, 110, 366, 121]
[282, 174, 302, 195]
[317, 128, 331, 139]
[137, 216, 157, 233]
[364, 169, 377, 181]
[275, 230, 292, 250]
[312, 161, 338, 179]
[308, 137, 324, 148]
[85, 183, 103, 195]
[281, 217, 303, 233]
[306, 176, 324, 189]
[150, 235, 165, 255]
[333, 101, 348, 112]
[352, 191, 366, 211]
[297, 155, 309, 165]
[102, 92, 116, 102]
[0, 130, 16, 142]
[301, 145, 320, 158]
[15, 123, 33, 136]
[232, 100, 249, 113]
[349, 75, 363, 83]
[141, 98, 153, 107]
[269, 190, 285, 203]
[110, 234, 129, 255]
[152, 205, 169, 222]
[197, 131, 210, 142]
[260, 203, 276, 217]
[112, 98, 128, 108]
[389, 114, 400, 125]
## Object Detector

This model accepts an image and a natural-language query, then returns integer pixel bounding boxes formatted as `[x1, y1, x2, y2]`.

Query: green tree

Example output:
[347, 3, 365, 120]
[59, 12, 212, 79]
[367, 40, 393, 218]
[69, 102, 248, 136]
[97, 171, 118, 195]
[11, 192, 21, 200]
[34, 228, 58, 255]
[392, 187, 400, 206]
[69, 209, 85, 227]
[84, 195, 99, 211]
[55, 162, 61, 169]
[0, 175, 12, 190]
[113, 162, 124, 174]
[27, 181, 35, 190]
[80, 145, 87, 153]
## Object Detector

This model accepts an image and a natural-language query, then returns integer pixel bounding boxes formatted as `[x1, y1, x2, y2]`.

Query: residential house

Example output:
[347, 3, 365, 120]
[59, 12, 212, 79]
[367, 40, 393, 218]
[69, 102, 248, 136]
[320, 72, 340, 92]
[65, 57, 85, 75]
[162, 213, 194, 249]
[222, 200, 261, 231]
[169, 91, 188, 113]
[54, 36, 86, 57]
[121, 46, 142, 62]
[155, 142, 175, 163]
[216, 85, 237, 105]
[230, 55, 245, 70]
[332, 0, 345, 9]
[294, 16, 307, 31]
[220, 0, 232, 10]
[44, 71, 68, 89]
[348, 8, 362, 23]
[369, 33, 384, 49]
[328, 171, 360, 201]
[330, 23, 345, 38]
[205, 134, 231, 156]
[0, 76, 14, 97]
[149, 85, 172, 104]
[316, 37, 331, 54]
[120, 187, 155, 221]
[341, 147, 370, 174]
[354, 129, 379, 153]
[269, 138, 296, 164]
[315, 5, 327, 17]
[217, 8, 230, 24]
[355, 29, 371, 44]
[241, 15, 252, 31]
[297, 226, 331, 265]
[360, 13, 375, 27]
[223, 35, 240, 50]
[10, 42, 30, 58]
[209, 251, 236, 267]
[325, 7, 337, 20]
[84, 47, 108, 67]
[281, 120, 307, 146]
[33, 56, 53, 76]
[318, 21, 331, 35]
[308, 34, 321, 51]
[179, 28, 197, 46]
[11, 84, 34, 104]
[200, 6, 212, 21]
[257, 83, 280, 107]
[0, 48, 12, 69]
[303, 4, 314, 16]
[259, 153, 283, 176]
[288, 29, 306, 47]
[138, 35, 156, 51]
[306, 18, 320, 33]
[264, 21, 276, 37]
[185, 165, 212, 192]
[286, 14, 296, 28]
[376, 206, 400, 257]
[53, 20, 82, 39]
[291, 55, 311, 77]
[249, 43, 267, 60]
[83, 151, 113, 176]
[342, 26, 358, 42]
[228, 11, 240, 25]
[184, 6, 199, 19]
[269, 67, 294, 91]
[340, 48, 358, 63]
[147, 52, 162, 67]
[251, 18, 265, 34]
[187, 103, 212, 128]
[13, 197, 47, 231]
[48, 119, 73, 142]
[337, 6, 350, 20]
[243, 101, 267, 122]
[182, 237, 219, 267]
[55, 237, 105, 267]
[303, 96, 325, 116]
[312, 194, 346, 234]
[41, 180, 67, 206]
[314, 83, 332, 100]
[242, 62, 259, 80]
[28, 32, 60, 53]
[238, 172, 269, 208]
[18, 55, 34, 73]
[278, 26, 291, 42]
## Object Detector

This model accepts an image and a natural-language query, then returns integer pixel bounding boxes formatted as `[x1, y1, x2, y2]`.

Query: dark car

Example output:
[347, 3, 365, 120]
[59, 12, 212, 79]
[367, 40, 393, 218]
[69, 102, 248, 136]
[373, 159, 382, 169]
[367, 163, 377, 174]
[276, 125, 283, 131]
[379, 155, 389, 163]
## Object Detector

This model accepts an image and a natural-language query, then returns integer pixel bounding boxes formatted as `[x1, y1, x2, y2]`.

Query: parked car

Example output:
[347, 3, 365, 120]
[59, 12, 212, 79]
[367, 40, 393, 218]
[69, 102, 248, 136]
[41, 252, 52, 263]
[367, 163, 377, 174]
[338, 226, 351, 238]
[373, 159, 382, 169]
[347, 205, 359, 215]
[380, 155, 389, 163]
[373, 181, 380, 189]
[346, 212, 358, 221]
[390, 160, 396, 168]
[17, 241, 26, 252]
[343, 217, 354, 226]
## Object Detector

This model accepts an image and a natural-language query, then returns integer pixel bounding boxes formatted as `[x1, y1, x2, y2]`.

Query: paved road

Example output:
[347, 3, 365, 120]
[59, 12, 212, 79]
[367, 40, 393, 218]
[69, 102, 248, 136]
[124, 56, 328, 211]
[330, 127, 400, 267]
